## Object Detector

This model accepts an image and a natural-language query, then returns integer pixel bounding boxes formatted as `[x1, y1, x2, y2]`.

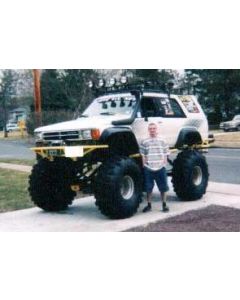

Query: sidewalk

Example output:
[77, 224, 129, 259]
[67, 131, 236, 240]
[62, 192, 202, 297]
[211, 131, 240, 148]
[0, 162, 32, 173]
[0, 180, 239, 232]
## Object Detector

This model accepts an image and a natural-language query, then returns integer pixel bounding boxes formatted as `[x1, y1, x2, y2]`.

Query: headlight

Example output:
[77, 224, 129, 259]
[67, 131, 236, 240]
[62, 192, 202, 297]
[34, 132, 43, 140]
[81, 129, 92, 140]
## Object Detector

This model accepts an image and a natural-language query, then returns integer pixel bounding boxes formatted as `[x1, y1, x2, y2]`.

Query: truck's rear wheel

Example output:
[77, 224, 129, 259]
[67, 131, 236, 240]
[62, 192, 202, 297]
[172, 150, 209, 201]
[94, 157, 143, 219]
[29, 158, 76, 211]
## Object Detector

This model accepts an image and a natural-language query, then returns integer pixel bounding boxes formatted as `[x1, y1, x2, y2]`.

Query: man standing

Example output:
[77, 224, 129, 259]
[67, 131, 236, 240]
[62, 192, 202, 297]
[140, 123, 170, 213]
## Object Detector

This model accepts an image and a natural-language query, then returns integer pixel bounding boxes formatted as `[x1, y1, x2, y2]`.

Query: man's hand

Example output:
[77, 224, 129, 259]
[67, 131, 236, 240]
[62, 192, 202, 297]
[142, 155, 146, 166]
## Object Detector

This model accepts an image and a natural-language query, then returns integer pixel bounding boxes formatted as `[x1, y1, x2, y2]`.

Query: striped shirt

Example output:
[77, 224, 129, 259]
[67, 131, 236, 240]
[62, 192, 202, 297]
[140, 137, 170, 171]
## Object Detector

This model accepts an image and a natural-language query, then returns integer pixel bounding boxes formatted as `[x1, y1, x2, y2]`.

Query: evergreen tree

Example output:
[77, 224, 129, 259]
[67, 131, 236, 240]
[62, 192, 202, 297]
[185, 69, 240, 122]
[41, 69, 68, 111]
[134, 69, 174, 84]
[40, 69, 98, 113]
[0, 70, 18, 136]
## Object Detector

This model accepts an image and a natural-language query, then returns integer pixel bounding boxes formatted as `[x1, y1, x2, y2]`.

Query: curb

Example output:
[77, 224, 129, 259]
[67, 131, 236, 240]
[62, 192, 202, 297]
[0, 163, 32, 173]
[0, 181, 239, 232]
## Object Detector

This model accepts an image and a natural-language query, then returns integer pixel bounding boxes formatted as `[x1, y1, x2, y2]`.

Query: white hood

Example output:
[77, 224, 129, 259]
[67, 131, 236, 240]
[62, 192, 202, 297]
[35, 115, 128, 133]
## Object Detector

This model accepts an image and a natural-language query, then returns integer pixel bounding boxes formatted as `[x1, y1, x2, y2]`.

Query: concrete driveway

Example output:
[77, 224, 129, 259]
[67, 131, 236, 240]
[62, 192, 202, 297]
[0, 180, 239, 232]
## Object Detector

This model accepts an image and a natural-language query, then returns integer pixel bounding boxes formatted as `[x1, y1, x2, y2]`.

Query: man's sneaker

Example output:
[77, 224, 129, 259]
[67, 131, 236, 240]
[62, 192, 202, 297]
[143, 204, 152, 213]
[162, 203, 169, 213]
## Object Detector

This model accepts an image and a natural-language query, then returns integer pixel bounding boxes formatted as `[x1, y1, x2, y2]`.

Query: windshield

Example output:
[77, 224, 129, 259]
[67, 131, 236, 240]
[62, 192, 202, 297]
[81, 94, 137, 118]
[233, 115, 240, 121]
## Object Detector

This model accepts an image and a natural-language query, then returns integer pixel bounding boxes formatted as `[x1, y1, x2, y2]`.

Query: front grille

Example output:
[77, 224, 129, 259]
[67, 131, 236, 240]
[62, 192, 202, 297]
[43, 131, 79, 141]
[223, 124, 230, 128]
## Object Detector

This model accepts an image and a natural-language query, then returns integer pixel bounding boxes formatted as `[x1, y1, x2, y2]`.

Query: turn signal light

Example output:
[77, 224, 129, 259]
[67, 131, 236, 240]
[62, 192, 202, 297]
[91, 129, 100, 140]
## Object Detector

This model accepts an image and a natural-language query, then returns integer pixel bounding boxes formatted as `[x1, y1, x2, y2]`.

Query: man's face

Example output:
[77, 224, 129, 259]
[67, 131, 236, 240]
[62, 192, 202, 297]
[148, 124, 158, 138]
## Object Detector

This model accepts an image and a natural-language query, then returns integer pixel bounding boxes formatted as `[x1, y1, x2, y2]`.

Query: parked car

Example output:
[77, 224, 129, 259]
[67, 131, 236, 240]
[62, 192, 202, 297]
[220, 115, 240, 131]
[6, 123, 20, 132]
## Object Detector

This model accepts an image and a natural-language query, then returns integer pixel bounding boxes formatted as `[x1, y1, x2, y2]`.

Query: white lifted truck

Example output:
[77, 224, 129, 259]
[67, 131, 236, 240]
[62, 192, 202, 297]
[29, 84, 212, 219]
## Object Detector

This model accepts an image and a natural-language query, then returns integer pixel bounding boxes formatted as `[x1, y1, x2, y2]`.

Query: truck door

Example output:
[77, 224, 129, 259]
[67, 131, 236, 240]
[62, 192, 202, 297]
[132, 96, 186, 147]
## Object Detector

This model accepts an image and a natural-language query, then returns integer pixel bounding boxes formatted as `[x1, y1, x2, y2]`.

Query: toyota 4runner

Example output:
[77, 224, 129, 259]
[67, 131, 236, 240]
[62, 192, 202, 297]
[29, 82, 213, 219]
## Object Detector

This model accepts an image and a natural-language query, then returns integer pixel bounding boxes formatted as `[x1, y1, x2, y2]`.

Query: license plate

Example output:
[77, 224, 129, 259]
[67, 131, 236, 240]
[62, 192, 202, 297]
[48, 149, 58, 156]
[65, 146, 84, 157]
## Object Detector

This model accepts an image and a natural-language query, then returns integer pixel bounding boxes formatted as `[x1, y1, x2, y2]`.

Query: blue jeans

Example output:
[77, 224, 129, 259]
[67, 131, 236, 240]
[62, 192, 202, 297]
[144, 167, 169, 193]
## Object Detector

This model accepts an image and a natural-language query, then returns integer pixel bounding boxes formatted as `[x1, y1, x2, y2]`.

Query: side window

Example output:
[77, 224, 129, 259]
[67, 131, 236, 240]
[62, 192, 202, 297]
[141, 97, 162, 117]
[169, 98, 186, 118]
[140, 97, 186, 118]
[154, 98, 186, 118]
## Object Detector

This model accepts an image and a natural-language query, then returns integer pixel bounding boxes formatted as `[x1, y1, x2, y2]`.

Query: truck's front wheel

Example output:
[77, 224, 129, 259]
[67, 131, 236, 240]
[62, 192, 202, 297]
[172, 150, 209, 201]
[94, 157, 143, 219]
[29, 158, 77, 211]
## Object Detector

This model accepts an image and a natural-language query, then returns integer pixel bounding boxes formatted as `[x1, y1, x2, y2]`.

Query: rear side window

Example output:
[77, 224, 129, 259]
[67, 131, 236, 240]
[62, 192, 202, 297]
[155, 98, 186, 118]
[168, 98, 186, 117]
[178, 95, 200, 113]
[141, 97, 186, 118]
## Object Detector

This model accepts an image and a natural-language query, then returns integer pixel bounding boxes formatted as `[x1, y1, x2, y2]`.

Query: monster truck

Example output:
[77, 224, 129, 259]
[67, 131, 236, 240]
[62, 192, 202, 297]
[29, 81, 212, 219]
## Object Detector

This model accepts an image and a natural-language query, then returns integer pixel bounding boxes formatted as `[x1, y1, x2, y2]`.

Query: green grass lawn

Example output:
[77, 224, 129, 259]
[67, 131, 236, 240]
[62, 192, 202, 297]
[0, 169, 34, 213]
[0, 159, 35, 166]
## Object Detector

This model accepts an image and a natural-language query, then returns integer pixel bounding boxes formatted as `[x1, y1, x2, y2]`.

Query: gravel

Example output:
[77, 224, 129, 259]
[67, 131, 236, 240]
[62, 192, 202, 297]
[127, 205, 240, 232]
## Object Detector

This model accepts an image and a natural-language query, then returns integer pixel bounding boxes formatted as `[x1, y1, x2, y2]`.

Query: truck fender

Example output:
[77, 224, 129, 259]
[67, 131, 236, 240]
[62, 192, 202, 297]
[100, 127, 140, 156]
[175, 128, 202, 148]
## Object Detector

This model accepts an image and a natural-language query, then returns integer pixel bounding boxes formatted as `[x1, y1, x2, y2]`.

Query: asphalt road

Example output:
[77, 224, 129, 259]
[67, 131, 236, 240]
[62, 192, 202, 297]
[205, 148, 240, 185]
[0, 139, 239, 184]
[0, 139, 35, 160]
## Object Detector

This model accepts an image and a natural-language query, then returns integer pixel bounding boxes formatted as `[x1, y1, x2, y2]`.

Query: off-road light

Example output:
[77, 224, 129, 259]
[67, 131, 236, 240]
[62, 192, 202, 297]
[102, 102, 108, 109]
[120, 98, 125, 107]
[88, 80, 94, 88]
[98, 79, 105, 88]
[120, 76, 127, 84]
[167, 80, 175, 90]
[109, 78, 116, 86]
[110, 100, 117, 108]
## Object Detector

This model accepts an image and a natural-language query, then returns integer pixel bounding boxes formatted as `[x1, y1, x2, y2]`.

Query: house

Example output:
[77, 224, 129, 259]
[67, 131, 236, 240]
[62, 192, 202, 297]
[8, 107, 28, 124]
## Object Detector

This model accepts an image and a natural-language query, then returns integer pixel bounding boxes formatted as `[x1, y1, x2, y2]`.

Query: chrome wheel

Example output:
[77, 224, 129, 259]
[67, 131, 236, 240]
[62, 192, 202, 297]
[192, 166, 203, 186]
[120, 175, 134, 200]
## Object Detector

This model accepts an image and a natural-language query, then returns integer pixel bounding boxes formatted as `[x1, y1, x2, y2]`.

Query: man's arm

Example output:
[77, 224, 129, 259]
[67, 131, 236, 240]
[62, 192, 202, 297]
[140, 141, 147, 166]
[163, 141, 170, 164]
[142, 154, 147, 165]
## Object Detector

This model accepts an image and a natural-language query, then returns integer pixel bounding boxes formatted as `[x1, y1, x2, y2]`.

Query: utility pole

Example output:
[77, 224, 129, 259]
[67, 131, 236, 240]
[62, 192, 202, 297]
[33, 69, 42, 127]
[3, 96, 8, 138]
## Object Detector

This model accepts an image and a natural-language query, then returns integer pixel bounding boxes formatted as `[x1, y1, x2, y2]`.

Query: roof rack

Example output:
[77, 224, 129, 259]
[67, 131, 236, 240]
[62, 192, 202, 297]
[94, 83, 168, 96]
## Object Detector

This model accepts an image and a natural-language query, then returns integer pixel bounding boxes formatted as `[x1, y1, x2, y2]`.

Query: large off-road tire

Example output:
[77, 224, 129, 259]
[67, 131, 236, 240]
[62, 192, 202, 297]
[94, 156, 143, 219]
[29, 158, 77, 211]
[172, 150, 209, 201]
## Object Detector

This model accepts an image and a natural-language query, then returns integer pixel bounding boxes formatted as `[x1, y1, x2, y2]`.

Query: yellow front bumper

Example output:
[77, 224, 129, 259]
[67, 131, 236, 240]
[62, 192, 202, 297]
[31, 145, 109, 159]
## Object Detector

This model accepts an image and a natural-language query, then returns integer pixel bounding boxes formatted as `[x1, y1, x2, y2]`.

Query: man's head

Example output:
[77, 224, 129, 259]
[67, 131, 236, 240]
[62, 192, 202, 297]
[148, 123, 158, 138]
